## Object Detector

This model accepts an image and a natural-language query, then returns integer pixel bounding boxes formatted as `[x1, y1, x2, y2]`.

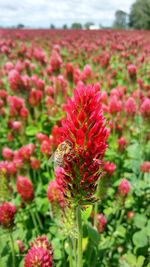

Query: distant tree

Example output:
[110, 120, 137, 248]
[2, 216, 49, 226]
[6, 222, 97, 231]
[50, 24, 55, 29]
[113, 10, 128, 29]
[17, 24, 24, 29]
[63, 24, 68, 29]
[129, 0, 150, 29]
[71, 22, 82, 29]
[84, 22, 94, 29]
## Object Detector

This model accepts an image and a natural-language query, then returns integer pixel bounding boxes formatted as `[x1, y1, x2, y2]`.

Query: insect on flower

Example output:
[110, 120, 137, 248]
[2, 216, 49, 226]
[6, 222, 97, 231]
[48, 140, 73, 170]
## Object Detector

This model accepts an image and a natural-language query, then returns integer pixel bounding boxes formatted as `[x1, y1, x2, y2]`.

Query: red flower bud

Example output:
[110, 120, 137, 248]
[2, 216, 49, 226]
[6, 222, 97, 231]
[118, 179, 130, 196]
[0, 202, 16, 228]
[16, 176, 34, 203]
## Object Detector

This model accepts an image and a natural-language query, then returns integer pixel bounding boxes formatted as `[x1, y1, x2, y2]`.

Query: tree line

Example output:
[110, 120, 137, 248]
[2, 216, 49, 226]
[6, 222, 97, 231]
[113, 0, 150, 30]
[4, 0, 150, 30]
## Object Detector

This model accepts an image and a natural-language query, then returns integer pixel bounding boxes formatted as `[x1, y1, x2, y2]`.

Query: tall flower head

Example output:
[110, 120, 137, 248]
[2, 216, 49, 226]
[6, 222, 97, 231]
[0, 202, 16, 228]
[140, 98, 150, 120]
[118, 136, 127, 152]
[125, 97, 136, 116]
[140, 161, 150, 173]
[103, 161, 116, 176]
[24, 236, 53, 267]
[8, 69, 23, 92]
[55, 84, 109, 205]
[2, 147, 14, 160]
[47, 180, 65, 208]
[97, 213, 107, 233]
[118, 179, 131, 196]
[127, 64, 137, 80]
[16, 176, 34, 203]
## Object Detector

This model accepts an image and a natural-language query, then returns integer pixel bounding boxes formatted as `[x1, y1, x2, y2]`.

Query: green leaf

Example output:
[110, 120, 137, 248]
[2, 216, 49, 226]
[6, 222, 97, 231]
[116, 225, 126, 237]
[134, 214, 147, 229]
[87, 224, 100, 244]
[25, 125, 41, 136]
[137, 256, 145, 267]
[0, 256, 8, 266]
[125, 252, 136, 265]
[132, 229, 148, 248]
[53, 249, 62, 260]
[127, 142, 141, 160]
[146, 220, 150, 236]
[82, 206, 92, 221]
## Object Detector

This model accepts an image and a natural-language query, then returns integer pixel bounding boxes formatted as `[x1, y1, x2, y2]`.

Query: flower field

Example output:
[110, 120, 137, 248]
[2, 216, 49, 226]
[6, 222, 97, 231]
[0, 29, 150, 267]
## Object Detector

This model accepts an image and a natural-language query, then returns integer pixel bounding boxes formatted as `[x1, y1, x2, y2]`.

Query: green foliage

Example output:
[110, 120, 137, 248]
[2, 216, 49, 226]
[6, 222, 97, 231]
[129, 0, 150, 29]
[113, 10, 128, 29]
[71, 22, 82, 29]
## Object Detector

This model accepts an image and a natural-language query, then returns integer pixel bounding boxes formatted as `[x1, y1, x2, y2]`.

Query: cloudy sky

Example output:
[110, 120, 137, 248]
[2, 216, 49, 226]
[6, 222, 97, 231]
[0, 0, 135, 28]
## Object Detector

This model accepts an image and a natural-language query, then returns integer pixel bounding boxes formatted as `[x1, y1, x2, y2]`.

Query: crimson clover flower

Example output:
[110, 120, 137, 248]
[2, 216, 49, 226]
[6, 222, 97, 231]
[0, 202, 16, 228]
[24, 236, 53, 267]
[55, 84, 109, 205]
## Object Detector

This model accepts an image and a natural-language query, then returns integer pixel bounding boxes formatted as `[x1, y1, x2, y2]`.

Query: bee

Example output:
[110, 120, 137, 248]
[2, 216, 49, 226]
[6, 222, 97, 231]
[48, 140, 73, 170]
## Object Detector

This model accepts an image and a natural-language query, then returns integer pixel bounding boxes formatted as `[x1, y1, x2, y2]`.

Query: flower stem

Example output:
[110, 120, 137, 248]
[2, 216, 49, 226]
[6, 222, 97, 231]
[76, 206, 82, 267]
[35, 206, 43, 230]
[9, 230, 16, 267]
[93, 203, 98, 228]
[69, 237, 73, 267]
[28, 206, 38, 234]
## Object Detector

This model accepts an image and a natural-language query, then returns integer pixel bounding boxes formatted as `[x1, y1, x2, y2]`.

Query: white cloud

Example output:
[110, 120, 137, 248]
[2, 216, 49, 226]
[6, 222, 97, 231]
[0, 0, 135, 27]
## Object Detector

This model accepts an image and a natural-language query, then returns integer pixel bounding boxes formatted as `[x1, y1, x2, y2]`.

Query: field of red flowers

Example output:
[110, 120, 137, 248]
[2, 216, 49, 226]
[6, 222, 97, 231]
[0, 29, 150, 267]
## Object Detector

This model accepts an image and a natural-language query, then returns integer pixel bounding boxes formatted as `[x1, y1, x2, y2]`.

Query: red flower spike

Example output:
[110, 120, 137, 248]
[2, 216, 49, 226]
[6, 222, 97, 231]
[0, 202, 16, 228]
[16, 176, 34, 203]
[55, 84, 109, 205]
[97, 213, 107, 233]
[118, 179, 131, 196]
[24, 236, 53, 267]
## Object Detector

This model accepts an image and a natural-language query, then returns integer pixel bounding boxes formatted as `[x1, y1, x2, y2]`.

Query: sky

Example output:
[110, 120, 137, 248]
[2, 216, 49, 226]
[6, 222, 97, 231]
[0, 0, 135, 28]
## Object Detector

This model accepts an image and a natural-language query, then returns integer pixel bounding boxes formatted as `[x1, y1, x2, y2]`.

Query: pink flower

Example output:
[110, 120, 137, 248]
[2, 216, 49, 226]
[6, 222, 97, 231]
[65, 63, 74, 81]
[16, 176, 34, 203]
[47, 180, 65, 208]
[2, 147, 14, 160]
[127, 211, 134, 220]
[29, 89, 43, 106]
[30, 158, 40, 170]
[8, 69, 23, 92]
[125, 97, 136, 116]
[20, 107, 29, 118]
[24, 236, 53, 267]
[140, 98, 150, 120]
[19, 144, 35, 161]
[0, 202, 16, 228]
[97, 213, 107, 233]
[17, 240, 25, 252]
[50, 51, 62, 72]
[140, 162, 150, 173]
[36, 133, 49, 143]
[40, 140, 51, 155]
[11, 121, 22, 131]
[81, 64, 92, 82]
[118, 179, 131, 196]
[127, 64, 137, 80]
[118, 137, 127, 152]
[109, 96, 122, 115]
[103, 161, 116, 176]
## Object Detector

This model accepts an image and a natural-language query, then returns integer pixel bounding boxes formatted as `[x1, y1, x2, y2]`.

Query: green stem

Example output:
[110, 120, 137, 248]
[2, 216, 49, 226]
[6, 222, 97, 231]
[9, 231, 16, 267]
[73, 237, 77, 265]
[35, 206, 43, 230]
[69, 238, 73, 267]
[93, 203, 98, 228]
[28, 206, 38, 234]
[76, 206, 82, 267]
[32, 170, 37, 184]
